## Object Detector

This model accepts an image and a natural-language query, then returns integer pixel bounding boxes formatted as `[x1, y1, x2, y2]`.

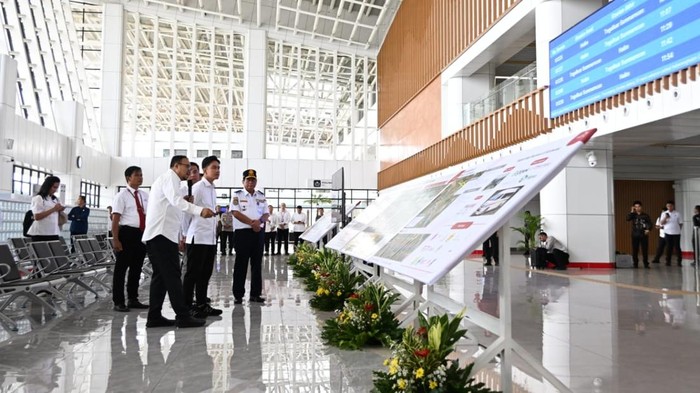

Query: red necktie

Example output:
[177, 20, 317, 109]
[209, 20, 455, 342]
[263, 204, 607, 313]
[134, 190, 145, 231]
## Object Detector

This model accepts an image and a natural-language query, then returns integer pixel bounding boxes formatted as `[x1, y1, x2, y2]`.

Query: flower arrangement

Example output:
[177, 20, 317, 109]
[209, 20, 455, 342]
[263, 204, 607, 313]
[308, 254, 363, 311]
[288, 243, 318, 278]
[321, 283, 403, 350]
[372, 312, 497, 393]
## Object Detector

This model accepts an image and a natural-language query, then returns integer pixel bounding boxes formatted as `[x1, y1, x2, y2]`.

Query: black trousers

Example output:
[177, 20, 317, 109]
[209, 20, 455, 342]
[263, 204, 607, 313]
[183, 243, 217, 306]
[483, 234, 499, 264]
[112, 226, 147, 305]
[534, 248, 569, 270]
[631, 234, 649, 265]
[146, 235, 189, 320]
[30, 235, 59, 242]
[219, 231, 234, 254]
[232, 229, 264, 299]
[277, 229, 289, 254]
[653, 236, 667, 262]
[665, 234, 682, 264]
[264, 231, 276, 254]
[292, 231, 304, 247]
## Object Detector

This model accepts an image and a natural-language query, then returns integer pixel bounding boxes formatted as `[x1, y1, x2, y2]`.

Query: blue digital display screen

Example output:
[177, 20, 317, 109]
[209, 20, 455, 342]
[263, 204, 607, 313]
[549, 0, 700, 118]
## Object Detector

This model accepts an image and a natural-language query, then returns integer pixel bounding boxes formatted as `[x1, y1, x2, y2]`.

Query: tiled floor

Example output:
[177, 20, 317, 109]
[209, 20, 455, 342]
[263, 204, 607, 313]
[1, 253, 700, 392]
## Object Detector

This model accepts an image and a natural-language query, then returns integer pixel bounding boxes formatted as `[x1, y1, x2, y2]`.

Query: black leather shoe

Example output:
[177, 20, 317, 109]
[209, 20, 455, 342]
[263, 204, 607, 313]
[190, 306, 208, 319]
[176, 316, 206, 328]
[201, 304, 223, 316]
[249, 296, 265, 303]
[146, 317, 176, 328]
[127, 300, 149, 309]
[113, 304, 130, 312]
[234, 298, 243, 304]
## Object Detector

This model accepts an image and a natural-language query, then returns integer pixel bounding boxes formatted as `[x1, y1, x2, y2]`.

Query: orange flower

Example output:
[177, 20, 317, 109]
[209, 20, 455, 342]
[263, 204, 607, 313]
[349, 293, 360, 299]
[416, 327, 428, 337]
[364, 303, 374, 312]
[414, 348, 430, 358]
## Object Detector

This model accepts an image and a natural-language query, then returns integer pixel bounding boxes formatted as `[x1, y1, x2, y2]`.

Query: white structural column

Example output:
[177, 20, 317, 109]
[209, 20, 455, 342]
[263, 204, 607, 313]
[675, 178, 700, 254]
[100, 3, 125, 157]
[244, 30, 267, 159]
[52, 101, 85, 202]
[442, 63, 494, 138]
[540, 149, 615, 267]
[0, 55, 17, 193]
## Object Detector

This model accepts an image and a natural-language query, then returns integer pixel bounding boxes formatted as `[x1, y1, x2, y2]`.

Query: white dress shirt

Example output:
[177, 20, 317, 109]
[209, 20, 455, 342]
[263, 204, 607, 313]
[291, 212, 307, 232]
[112, 186, 149, 229]
[660, 210, 683, 235]
[230, 189, 269, 230]
[28, 195, 61, 236]
[186, 178, 218, 245]
[142, 169, 204, 244]
[277, 209, 291, 230]
[265, 213, 278, 233]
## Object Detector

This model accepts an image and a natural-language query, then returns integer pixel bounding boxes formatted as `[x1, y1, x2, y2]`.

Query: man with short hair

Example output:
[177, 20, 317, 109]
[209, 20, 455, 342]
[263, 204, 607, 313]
[231, 169, 270, 304]
[111, 166, 149, 312]
[626, 200, 652, 268]
[183, 156, 223, 318]
[659, 200, 683, 266]
[291, 205, 307, 248]
[535, 232, 569, 270]
[142, 156, 215, 328]
[276, 203, 291, 255]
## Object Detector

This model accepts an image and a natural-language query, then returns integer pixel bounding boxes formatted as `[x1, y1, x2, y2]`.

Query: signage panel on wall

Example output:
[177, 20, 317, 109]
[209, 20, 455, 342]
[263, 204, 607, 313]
[549, 0, 700, 118]
[327, 129, 597, 285]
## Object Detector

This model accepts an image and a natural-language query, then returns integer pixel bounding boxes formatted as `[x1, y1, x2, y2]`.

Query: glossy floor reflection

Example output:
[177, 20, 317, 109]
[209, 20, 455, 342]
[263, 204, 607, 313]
[1, 253, 700, 392]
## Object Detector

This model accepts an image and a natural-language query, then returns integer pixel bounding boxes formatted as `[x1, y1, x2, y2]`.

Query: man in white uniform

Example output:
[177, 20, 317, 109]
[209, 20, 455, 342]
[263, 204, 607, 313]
[291, 205, 307, 248]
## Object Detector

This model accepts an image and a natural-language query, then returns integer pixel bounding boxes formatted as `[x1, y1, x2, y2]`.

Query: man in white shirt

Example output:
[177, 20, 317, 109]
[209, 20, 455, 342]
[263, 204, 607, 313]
[183, 156, 223, 318]
[291, 205, 307, 248]
[652, 209, 667, 264]
[142, 156, 215, 328]
[534, 232, 569, 270]
[230, 169, 270, 304]
[111, 166, 149, 312]
[264, 205, 277, 255]
[659, 200, 683, 266]
[276, 203, 291, 255]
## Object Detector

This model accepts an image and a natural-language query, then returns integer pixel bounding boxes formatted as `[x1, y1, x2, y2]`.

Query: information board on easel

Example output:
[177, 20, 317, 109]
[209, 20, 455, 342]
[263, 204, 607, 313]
[327, 129, 597, 284]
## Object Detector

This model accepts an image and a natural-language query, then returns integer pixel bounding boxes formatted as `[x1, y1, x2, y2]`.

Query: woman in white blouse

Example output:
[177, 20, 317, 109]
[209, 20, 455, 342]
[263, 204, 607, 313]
[27, 176, 65, 241]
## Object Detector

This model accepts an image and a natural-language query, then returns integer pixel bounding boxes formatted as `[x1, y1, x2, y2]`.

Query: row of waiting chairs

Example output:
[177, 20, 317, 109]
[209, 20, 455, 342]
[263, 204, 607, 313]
[0, 235, 116, 332]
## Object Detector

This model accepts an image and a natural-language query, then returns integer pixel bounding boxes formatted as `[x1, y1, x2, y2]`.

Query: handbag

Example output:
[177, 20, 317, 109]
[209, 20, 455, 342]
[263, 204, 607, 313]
[58, 211, 68, 226]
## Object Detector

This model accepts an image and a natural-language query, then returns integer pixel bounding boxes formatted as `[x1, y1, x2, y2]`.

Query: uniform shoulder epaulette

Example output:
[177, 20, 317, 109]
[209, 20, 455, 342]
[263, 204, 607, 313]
[256, 190, 265, 196]
[234, 189, 244, 194]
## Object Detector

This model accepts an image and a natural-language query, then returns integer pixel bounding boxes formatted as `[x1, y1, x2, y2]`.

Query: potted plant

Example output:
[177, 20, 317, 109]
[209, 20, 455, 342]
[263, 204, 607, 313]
[510, 212, 542, 257]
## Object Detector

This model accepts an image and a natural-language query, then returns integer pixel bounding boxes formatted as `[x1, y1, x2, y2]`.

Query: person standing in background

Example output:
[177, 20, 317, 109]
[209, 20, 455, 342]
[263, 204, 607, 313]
[264, 205, 277, 256]
[68, 195, 90, 252]
[276, 203, 291, 255]
[180, 162, 201, 252]
[659, 201, 683, 266]
[219, 208, 234, 256]
[111, 166, 150, 312]
[27, 176, 63, 242]
[142, 156, 215, 328]
[107, 206, 113, 237]
[652, 208, 667, 264]
[626, 200, 652, 269]
[291, 205, 307, 248]
[183, 156, 223, 318]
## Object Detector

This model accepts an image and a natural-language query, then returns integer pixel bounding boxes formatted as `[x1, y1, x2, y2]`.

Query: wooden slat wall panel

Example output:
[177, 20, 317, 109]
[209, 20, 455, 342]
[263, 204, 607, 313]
[378, 0, 522, 128]
[378, 87, 551, 189]
[614, 180, 675, 256]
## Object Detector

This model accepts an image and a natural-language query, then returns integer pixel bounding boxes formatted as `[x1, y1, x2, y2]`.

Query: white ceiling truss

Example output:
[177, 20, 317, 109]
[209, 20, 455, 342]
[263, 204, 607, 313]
[141, 0, 399, 50]
[120, 13, 246, 156]
[266, 39, 377, 159]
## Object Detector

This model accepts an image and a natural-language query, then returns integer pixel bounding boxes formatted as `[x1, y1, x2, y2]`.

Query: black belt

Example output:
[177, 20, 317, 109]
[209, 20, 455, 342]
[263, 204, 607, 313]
[119, 225, 141, 230]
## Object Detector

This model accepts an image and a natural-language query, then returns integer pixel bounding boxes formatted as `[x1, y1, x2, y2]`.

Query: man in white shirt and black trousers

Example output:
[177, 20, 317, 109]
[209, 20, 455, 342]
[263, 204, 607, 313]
[142, 156, 215, 328]
[231, 169, 270, 304]
[183, 156, 223, 318]
[111, 166, 150, 312]
[659, 200, 683, 266]
[276, 203, 291, 255]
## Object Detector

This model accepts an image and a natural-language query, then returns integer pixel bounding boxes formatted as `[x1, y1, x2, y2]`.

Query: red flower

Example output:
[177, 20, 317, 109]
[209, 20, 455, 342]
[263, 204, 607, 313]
[416, 327, 427, 337]
[321, 272, 331, 277]
[364, 303, 374, 312]
[349, 293, 360, 299]
[414, 348, 430, 358]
